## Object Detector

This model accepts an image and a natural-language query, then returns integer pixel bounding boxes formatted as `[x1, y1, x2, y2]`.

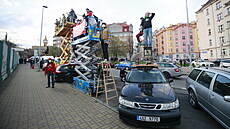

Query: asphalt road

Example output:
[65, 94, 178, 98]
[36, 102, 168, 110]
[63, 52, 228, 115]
[103, 69, 224, 129]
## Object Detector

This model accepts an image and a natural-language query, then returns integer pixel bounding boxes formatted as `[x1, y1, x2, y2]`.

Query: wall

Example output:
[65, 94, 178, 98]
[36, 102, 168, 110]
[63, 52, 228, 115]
[0, 41, 19, 82]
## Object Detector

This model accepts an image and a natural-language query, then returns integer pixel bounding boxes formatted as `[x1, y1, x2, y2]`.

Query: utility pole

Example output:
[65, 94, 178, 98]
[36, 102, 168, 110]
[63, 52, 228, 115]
[186, 0, 192, 70]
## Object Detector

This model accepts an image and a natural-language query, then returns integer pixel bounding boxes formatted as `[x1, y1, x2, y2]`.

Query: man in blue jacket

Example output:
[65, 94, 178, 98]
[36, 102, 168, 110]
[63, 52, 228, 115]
[141, 12, 155, 47]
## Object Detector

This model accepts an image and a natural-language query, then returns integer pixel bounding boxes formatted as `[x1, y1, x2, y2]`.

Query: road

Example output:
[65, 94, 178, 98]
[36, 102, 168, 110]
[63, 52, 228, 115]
[105, 69, 224, 129]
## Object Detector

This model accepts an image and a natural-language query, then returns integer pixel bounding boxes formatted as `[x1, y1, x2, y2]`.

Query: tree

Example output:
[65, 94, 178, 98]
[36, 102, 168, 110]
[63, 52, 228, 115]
[48, 46, 62, 57]
[109, 36, 129, 58]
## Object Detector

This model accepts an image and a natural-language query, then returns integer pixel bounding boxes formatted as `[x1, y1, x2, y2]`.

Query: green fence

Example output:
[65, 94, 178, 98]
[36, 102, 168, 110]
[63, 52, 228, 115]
[0, 41, 19, 82]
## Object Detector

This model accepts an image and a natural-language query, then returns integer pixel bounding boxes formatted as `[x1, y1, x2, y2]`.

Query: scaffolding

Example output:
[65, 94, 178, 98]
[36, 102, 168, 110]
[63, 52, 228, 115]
[54, 22, 75, 63]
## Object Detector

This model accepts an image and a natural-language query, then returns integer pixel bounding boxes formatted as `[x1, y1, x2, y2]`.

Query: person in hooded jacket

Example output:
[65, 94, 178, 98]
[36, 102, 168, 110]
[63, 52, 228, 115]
[44, 58, 56, 88]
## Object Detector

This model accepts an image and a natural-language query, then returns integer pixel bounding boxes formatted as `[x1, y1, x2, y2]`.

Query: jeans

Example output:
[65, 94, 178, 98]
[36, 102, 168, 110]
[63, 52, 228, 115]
[143, 28, 152, 46]
[101, 40, 109, 60]
[47, 71, 55, 87]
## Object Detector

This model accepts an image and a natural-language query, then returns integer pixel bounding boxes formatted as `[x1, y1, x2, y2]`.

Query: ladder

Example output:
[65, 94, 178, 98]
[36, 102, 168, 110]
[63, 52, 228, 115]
[96, 62, 118, 105]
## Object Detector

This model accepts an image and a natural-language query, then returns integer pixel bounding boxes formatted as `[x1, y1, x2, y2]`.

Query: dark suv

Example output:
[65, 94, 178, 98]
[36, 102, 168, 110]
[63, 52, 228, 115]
[118, 65, 181, 128]
[55, 63, 84, 83]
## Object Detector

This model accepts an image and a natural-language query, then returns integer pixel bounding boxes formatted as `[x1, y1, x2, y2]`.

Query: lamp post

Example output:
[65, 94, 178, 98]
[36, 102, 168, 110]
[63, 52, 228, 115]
[186, 0, 192, 70]
[38, 5, 48, 71]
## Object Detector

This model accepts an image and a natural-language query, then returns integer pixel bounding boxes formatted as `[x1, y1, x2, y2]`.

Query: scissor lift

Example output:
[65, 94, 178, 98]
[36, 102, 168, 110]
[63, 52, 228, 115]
[55, 22, 75, 63]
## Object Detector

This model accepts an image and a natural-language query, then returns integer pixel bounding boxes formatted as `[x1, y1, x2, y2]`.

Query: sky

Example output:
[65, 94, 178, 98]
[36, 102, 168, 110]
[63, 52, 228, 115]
[0, 0, 208, 48]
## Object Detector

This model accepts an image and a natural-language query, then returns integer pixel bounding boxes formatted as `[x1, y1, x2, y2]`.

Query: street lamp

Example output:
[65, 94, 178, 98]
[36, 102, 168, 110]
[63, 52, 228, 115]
[38, 5, 48, 71]
[186, 0, 192, 70]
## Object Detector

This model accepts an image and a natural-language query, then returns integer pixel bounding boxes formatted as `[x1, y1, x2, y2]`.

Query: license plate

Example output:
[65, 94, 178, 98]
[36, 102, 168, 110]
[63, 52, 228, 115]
[137, 116, 160, 122]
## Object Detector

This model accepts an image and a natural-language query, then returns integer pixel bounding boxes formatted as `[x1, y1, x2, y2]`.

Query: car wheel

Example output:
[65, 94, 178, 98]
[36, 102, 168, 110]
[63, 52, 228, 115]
[163, 72, 171, 79]
[66, 75, 73, 84]
[188, 90, 199, 108]
[202, 64, 205, 66]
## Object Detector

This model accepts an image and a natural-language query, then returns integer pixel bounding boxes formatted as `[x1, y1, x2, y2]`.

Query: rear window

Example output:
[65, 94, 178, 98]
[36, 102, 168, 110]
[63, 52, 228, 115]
[213, 75, 230, 96]
[188, 69, 202, 81]
[165, 64, 174, 68]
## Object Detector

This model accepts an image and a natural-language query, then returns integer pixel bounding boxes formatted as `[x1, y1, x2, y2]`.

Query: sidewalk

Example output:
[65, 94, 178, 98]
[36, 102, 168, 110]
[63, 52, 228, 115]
[0, 64, 136, 129]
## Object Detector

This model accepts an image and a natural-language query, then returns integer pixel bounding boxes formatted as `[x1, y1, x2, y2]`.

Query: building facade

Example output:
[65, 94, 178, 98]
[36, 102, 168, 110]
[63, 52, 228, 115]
[108, 22, 133, 58]
[196, 0, 230, 60]
[155, 22, 199, 62]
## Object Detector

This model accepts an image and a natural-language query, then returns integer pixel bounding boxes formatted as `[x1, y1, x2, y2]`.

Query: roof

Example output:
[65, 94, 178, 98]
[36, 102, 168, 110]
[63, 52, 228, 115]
[108, 23, 130, 27]
[194, 67, 230, 75]
[196, 0, 215, 14]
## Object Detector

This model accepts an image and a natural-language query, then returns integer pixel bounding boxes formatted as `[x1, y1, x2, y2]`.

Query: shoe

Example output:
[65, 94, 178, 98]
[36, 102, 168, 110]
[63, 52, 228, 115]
[52, 86, 54, 88]
[46, 86, 50, 88]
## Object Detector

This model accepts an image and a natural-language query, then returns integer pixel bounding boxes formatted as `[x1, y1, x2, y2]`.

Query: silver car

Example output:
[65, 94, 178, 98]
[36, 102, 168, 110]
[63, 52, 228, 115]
[186, 67, 230, 129]
[157, 62, 183, 79]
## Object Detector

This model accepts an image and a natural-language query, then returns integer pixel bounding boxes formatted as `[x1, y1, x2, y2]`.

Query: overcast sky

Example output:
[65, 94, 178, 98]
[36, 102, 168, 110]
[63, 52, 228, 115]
[0, 0, 207, 48]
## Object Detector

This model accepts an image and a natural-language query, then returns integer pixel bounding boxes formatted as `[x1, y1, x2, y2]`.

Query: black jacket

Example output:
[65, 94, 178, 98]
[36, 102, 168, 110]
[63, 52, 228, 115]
[141, 13, 155, 29]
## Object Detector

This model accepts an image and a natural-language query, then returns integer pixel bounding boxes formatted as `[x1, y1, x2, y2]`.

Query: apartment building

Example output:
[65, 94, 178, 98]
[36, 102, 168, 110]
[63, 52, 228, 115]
[196, 0, 230, 60]
[155, 22, 199, 62]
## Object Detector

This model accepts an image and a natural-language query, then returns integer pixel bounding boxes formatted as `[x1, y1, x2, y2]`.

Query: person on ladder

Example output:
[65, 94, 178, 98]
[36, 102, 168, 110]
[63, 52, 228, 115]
[140, 12, 155, 47]
[100, 22, 110, 61]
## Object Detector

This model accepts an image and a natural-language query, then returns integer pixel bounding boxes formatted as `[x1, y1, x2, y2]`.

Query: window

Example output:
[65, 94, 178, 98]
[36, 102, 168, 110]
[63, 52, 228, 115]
[208, 29, 211, 35]
[222, 48, 227, 56]
[165, 64, 174, 68]
[191, 48, 194, 52]
[175, 37, 178, 41]
[218, 24, 224, 32]
[191, 54, 194, 58]
[197, 71, 215, 88]
[213, 75, 230, 96]
[182, 30, 185, 34]
[219, 36, 225, 44]
[190, 35, 193, 39]
[188, 69, 202, 81]
[168, 37, 172, 40]
[227, 21, 230, 29]
[190, 41, 193, 45]
[183, 48, 186, 52]
[207, 19, 210, 25]
[175, 30, 178, 35]
[206, 9, 209, 15]
[216, 1, 222, 9]
[210, 50, 213, 57]
[182, 36, 186, 40]
[217, 13, 223, 21]
[228, 7, 230, 15]
[183, 42, 186, 46]
[176, 48, 179, 52]
[176, 42, 179, 46]
[189, 29, 193, 33]
[209, 39, 212, 46]
[169, 43, 172, 46]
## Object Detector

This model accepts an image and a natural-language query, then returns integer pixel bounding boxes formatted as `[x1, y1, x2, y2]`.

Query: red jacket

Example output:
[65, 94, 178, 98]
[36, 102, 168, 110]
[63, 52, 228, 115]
[45, 62, 56, 74]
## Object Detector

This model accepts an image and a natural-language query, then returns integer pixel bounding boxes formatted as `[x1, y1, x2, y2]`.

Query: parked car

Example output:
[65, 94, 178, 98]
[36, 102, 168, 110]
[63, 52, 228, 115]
[157, 62, 183, 79]
[119, 65, 181, 128]
[191, 60, 215, 67]
[220, 60, 230, 68]
[212, 59, 222, 67]
[115, 61, 134, 70]
[55, 63, 85, 83]
[186, 67, 230, 129]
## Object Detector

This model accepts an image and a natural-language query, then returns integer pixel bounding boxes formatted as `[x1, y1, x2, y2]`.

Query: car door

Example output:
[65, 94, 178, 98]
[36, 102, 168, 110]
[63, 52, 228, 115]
[209, 74, 230, 128]
[195, 71, 215, 109]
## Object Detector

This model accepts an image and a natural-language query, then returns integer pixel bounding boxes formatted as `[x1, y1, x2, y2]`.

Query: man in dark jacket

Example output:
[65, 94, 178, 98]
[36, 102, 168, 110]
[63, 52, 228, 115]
[141, 12, 155, 47]
[136, 17, 144, 43]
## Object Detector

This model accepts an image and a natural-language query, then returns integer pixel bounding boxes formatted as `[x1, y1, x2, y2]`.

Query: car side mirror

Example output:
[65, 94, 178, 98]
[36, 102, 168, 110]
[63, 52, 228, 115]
[168, 78, 173, 83]
[224, 96, 230, 102]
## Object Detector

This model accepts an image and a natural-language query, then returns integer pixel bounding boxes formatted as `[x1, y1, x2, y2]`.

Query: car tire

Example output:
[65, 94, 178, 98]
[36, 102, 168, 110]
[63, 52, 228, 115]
[66, 75, 73, 84]
[202, 64, 205, 66]
[188, 90, 199, 108]
[163, 72, 171, 79]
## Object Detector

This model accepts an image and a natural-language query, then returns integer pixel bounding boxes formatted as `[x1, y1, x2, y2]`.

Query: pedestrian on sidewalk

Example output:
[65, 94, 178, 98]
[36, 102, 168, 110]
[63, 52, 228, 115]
[180, 59, 183, 67]
[44, 58, 56, 88]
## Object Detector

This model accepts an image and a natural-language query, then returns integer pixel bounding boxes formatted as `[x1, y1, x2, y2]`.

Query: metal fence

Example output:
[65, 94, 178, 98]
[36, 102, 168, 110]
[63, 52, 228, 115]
[0, 41, 19, 82]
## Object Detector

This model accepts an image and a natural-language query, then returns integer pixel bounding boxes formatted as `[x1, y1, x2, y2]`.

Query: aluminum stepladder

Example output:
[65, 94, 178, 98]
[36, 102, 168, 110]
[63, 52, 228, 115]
[95, 62, 118, 105]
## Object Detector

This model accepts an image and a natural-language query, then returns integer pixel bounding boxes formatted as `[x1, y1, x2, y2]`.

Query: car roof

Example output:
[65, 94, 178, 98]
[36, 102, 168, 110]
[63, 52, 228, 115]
[194, 67, 230, 76]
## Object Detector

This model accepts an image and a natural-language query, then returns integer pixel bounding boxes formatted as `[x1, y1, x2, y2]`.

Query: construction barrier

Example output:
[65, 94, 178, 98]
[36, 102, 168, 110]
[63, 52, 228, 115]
[0, 41, 20, 82]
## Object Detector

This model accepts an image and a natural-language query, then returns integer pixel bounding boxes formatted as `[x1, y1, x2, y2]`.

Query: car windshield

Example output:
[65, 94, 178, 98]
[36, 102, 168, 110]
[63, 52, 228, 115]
[126, 69, 167, 83]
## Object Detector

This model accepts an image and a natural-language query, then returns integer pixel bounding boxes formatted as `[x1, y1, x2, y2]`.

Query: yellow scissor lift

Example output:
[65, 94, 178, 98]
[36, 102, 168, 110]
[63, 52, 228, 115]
[55, 22, 75, 63]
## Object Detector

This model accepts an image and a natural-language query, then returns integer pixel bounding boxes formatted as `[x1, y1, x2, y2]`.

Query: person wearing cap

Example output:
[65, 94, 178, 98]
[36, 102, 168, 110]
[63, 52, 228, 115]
[141, 12, 155, 47]
[100, 23, 110, 61]
[44, 58, 56, 88]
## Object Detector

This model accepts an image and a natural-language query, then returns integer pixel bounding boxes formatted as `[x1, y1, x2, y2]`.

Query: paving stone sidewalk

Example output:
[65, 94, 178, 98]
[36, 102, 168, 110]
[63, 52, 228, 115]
[0, 64, 139, 129]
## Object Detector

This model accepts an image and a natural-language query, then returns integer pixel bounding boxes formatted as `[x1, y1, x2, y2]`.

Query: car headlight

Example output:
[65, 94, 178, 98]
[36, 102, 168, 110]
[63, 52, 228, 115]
[119, 96, 135, 108]
[161, 99, 179, 110]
